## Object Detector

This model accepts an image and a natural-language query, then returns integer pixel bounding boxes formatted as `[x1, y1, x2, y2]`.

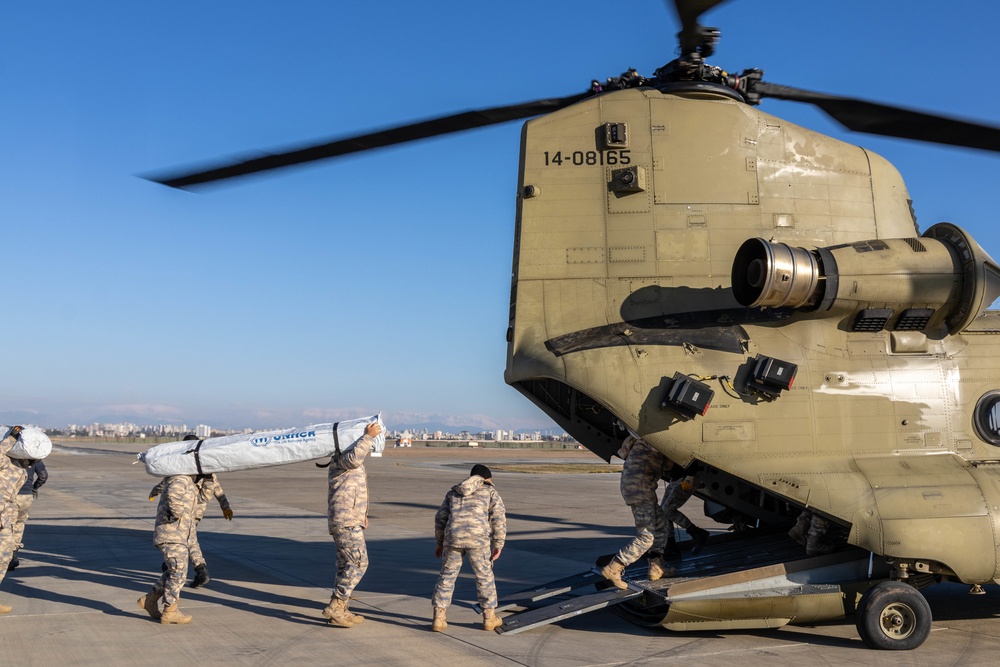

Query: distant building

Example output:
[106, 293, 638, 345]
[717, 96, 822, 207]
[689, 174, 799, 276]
[195, 424, 212, 438]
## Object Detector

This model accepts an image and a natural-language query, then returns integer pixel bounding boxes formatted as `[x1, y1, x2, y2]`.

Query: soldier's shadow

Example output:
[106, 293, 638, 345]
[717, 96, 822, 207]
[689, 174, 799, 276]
[8, 521, 628, 626]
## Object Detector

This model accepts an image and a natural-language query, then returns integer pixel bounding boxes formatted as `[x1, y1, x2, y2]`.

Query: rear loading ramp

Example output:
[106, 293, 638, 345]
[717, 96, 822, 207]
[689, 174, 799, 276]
[499, 584, 646, 635]
[492, 568, 607, 613]
[497, 531, 881, 635]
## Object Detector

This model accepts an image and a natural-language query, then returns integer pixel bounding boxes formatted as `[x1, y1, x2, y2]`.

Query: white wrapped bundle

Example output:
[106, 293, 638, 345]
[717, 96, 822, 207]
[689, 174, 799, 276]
[2, 425, 53, 460]
[137, 414, 386, 476]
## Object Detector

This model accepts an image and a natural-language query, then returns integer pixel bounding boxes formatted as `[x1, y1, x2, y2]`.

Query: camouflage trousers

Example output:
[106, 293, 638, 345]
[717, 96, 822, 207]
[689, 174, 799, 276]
[617, 501, 667, 567]
[0, 531, 13, 588]
[432, 546, 497, 610]
[331, 525, 368, 601]
[12, 494, 34, 550]
[152, 542, 190, 607]
[188, 519, 206, 569]
[660, 480, 695, 530]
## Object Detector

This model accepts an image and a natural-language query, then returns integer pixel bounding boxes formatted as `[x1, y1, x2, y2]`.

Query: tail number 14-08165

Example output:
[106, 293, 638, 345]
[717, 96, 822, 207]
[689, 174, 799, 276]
[543, 150, 631, 166]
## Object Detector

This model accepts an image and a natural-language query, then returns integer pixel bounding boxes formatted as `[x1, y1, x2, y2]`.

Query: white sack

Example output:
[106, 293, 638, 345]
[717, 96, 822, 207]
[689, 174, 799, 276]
[137, 414, 386, 476]
[2, 425, 53, 460]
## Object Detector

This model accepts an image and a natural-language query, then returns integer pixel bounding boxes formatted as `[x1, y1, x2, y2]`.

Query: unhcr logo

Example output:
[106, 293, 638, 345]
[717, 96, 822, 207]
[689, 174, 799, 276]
[251, 436, 272, 447]
[273, 430, 316, 442]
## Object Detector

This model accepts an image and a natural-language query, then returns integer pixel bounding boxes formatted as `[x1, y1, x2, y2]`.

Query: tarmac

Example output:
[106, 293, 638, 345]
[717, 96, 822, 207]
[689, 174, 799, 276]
[3, 441, 1000, 666]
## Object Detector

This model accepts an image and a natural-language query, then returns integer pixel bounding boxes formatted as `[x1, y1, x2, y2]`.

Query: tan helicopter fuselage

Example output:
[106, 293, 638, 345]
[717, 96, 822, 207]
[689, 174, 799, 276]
[505, 87, 1000, 584]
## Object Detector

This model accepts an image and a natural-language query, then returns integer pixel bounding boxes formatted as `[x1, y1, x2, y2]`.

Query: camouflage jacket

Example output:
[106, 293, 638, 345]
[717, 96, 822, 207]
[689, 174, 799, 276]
[326, 434, 375, 532]
[153, 474, 199, 546]
[434, 475, 506, 551]
[620, 438, 670, 506]
[0, 435, 27, 531]
[150, 473, 230, 521]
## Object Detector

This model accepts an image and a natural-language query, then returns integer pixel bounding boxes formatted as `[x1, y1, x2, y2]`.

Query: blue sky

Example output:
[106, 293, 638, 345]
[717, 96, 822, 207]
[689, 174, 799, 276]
[2, 1, 999, 430]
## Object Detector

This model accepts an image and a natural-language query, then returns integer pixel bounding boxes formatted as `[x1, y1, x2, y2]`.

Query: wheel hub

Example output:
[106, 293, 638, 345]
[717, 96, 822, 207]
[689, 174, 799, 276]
[880, 603, 916, 639]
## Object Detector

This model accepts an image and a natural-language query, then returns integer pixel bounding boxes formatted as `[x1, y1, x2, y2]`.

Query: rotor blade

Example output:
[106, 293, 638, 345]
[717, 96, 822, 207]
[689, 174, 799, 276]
[673, 0, 729, 29]
[671, 0, 729, 52]
[756, 81, 1000, 153]
[149, 92, 593, 188]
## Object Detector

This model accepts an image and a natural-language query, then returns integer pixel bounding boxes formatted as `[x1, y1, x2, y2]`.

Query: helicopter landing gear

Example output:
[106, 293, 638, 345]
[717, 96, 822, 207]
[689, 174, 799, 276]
[855, 581, 932, 650]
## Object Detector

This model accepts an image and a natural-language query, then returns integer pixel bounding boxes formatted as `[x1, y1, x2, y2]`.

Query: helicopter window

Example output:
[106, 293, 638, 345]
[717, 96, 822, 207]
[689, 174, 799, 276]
[974, 391, 1000, 446]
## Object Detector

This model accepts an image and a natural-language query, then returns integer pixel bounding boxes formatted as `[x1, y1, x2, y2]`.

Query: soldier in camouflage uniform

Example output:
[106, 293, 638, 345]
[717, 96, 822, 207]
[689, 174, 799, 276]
[321, 421, 382, 628]
[137, 473, 200, 624]
[8, 457, 47, 571]
[0, 426, 28, 614]
[660, 463, 709, 556]
[150, 462, 233, 588]
[431, 464, 507, 632]
[600, 436, 675, 589]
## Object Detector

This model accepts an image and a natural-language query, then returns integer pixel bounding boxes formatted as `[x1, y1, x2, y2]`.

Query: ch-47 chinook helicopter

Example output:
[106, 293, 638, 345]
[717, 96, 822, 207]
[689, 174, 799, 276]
[151, 0, 1000, 652]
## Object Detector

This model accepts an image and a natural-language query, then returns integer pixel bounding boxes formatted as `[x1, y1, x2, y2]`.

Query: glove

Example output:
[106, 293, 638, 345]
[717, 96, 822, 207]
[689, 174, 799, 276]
[31, 489, 38, 499]
[223, 508, 234, 521]
[681, 479, 694, 493]
[9, 425, 23, 439]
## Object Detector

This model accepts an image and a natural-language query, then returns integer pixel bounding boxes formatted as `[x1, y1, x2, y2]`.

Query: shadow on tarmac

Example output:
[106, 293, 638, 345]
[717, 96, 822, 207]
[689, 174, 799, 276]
[6, 519, 632, 629]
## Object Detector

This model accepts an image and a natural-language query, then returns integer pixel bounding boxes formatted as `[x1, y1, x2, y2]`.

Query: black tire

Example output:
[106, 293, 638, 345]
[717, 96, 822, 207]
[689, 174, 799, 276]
[855, 581, 932, 650]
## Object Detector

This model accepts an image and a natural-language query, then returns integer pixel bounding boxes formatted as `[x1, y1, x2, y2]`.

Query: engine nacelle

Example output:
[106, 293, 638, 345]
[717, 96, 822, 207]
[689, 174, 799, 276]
[731, 223, 1000, 334]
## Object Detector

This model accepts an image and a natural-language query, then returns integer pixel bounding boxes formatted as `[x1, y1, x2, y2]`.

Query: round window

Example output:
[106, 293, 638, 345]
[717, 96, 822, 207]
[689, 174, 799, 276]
[974, 391, 1000, 446]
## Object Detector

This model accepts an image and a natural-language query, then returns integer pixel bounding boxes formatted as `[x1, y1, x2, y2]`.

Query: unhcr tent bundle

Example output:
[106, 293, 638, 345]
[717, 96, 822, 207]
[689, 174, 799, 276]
[137, 414, 386, 476]
[2, 425, 53, 460]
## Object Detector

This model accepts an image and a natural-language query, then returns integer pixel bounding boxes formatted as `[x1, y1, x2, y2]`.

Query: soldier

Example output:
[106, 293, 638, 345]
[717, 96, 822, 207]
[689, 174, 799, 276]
[321, 421, 382, 628]
[137, 472, 200, 624]
[601, 435, 675, 589]
[0, 426, 28, 614]
[431, 464, 507, 633]
[660, 463, 710, 557]
[150, 443, 233, 589]
[8, 457, 48, 571]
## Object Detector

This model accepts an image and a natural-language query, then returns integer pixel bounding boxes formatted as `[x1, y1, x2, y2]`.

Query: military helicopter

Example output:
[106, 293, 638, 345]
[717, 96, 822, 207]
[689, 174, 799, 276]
[151, 0, 1000, 651]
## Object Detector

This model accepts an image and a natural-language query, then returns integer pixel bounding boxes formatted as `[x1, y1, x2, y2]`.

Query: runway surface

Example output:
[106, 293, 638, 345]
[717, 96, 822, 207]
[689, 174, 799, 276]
[2, 442, 999, 666]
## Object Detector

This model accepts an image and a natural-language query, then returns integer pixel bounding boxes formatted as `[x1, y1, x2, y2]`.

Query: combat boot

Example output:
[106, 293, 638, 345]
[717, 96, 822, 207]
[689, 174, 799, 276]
[343, 600, 365, 625]
[0, 602, 11, 614]
[7, 551, 18, 571]
[431, 607, 447, 632]
[806, 533, 837, 557]
[482, 607, 502, 631]
[160, 602, 192, 625]
[788, 514, 810, 546]
[137, 588, 162, 619]
[600, 557, 629, 590]
[686, 525, 709, 555]
[323, 598, 358, 627]
[190, 564, 211, 588]
[647, 556, 676, 581]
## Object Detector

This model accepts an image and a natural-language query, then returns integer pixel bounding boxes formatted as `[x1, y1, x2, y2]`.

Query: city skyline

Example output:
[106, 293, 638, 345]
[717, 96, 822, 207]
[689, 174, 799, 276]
[6, 406, 561, 436]
[3, 2, 999, 434]
[51, 419, 571, 441]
